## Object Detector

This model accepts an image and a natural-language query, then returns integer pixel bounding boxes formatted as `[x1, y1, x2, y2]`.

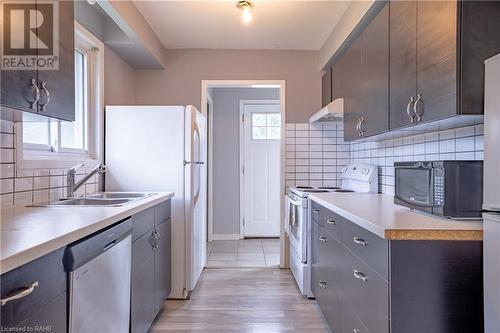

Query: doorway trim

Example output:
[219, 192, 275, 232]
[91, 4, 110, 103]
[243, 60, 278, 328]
[239, 99, 280, 239]
[201, 80, 288, 269]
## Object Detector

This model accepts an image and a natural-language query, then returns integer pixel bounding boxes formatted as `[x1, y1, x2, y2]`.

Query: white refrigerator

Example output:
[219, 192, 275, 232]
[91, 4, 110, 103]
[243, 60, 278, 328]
[105, 105, 207, 299]
[483, 54, 500, 332]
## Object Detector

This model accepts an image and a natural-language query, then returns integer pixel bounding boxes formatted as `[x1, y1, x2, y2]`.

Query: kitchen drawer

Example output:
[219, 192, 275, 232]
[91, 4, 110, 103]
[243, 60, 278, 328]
[323, 208, 345, 242]
[132, 229, 155, 267]
[155, 200, 171, 225]
[342, 220, 388, 279]
[320, 237, 345, 333]
[15, 292, 67, 332]
[311, 201, 323, 226]
[343, 250, 389, 333]
[341, 302, 370, 333]
[1, 248, 65, 327]
[132, 207, 155, 241]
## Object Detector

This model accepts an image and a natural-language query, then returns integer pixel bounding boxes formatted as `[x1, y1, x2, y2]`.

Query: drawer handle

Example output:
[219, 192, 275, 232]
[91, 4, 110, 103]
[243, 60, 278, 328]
[353, 237, 367, 246]
[313, 209, 320, 214]
[319, 236, 327, 242]
[318, 280, 327, 289]
[353, 270, 367, 282]
[1, 281, 39, 306]
[327, 219, 336, 225]
[353, 329, 361, 333]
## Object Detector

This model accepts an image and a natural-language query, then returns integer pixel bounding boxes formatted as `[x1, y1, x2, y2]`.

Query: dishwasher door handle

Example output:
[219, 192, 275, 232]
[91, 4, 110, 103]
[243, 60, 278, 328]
[103, 240, 116, 251]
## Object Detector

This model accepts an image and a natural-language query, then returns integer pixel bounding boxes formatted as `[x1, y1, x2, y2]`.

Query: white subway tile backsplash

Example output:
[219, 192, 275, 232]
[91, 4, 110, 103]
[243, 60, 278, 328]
[15, 177, 33, 192]
[14, 191, 32, 205]
[1, 133, 14, 148]
[350, 124, 483, 195]
[0, 164, 14, 178]
[1, 148, 14, 163]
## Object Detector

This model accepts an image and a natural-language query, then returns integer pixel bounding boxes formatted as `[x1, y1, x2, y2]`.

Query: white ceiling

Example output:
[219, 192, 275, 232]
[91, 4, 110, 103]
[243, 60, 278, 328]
[133, 1, 351, 50]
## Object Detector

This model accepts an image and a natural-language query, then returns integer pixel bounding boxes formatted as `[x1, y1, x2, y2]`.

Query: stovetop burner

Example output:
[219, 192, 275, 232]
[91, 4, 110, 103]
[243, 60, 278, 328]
[335, 189, 355, 193]
[303, 189, 330, 193]
[296, 186, 313, 189]
[318, 186, 341, 190]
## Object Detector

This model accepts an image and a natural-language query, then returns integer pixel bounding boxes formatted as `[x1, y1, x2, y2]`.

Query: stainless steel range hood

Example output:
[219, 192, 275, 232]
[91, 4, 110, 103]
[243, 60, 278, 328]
[309, 98, 344, 123]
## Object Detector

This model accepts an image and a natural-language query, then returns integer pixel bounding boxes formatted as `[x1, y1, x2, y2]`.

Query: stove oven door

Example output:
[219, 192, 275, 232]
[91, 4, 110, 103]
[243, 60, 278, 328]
[286, 193, 307, 263]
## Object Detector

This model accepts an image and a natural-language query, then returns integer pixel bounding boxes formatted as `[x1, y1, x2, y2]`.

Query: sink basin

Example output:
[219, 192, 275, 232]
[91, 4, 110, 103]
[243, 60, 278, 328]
[86, 192, 156, 199]
[30, 192, 156, 207]
[49, 198, 133, 207]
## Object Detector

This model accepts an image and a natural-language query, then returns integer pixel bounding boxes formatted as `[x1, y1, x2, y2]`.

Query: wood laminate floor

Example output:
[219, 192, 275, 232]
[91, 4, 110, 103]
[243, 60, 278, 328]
[150, 268, 329, 332]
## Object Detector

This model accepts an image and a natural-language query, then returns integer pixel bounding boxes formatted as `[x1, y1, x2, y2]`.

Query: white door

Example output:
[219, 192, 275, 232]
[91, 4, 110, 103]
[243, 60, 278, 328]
[242, 103, 281, 237]
[184, 105, 207, 291]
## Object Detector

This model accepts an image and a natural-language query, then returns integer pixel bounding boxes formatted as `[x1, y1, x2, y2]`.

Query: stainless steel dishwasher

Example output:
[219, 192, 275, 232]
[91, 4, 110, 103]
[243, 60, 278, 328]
[65, 219, 133, 333]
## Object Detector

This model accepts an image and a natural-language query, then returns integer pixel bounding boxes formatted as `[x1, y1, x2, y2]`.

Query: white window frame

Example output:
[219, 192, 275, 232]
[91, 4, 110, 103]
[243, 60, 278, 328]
[16, 22, 104, 169]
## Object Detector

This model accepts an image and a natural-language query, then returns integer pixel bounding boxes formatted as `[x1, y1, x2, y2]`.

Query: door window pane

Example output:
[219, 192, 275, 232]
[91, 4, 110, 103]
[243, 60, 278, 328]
[251, 112, 281, 140]
[252, 126, 267, 140]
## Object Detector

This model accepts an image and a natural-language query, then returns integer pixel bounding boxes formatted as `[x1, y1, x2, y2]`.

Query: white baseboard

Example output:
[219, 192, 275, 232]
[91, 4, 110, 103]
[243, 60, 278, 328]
[211, 233, 241, 241]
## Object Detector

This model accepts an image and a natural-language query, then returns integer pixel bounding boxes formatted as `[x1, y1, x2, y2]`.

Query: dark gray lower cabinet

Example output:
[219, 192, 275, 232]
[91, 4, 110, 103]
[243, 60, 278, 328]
[0, 248, 66, 332]
[131, 229, 157, 333]
[155, 219, 172, 312]
[311, 202, 483, 333]
[131, 200, 172, 333]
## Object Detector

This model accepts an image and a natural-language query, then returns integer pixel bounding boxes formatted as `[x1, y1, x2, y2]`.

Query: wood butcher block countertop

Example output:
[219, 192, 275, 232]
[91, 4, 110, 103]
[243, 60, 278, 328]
[309, 193, 483, 241]
[0, 192, 174, 274]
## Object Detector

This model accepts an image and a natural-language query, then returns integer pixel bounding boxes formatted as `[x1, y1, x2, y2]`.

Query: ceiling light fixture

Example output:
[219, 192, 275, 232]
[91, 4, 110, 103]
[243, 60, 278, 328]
[236, 1, 254, 24]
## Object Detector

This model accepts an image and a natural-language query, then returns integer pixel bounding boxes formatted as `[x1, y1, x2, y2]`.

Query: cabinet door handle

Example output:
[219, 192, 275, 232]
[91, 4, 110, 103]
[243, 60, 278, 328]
[38, 81, 50, 112]
[353, 237, 367, 246]
[406, 96, 416, 123]
[318, 280, 327, 289]
[319, 236, 327, 242]
[327, 219, 336, 225]
[359, 117, 366, 137]
[313, 209, 320, 214]
[353, 329, 361, 333]
[29, 78, 40, 110]
[1, 281, 39, 306]
[353, 270, 367, 282]
[413, 94, 424, 122]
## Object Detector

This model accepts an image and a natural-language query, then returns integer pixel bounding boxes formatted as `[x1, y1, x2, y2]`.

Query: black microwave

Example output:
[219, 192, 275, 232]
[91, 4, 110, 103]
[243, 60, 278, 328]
[394, 161, 483, 219]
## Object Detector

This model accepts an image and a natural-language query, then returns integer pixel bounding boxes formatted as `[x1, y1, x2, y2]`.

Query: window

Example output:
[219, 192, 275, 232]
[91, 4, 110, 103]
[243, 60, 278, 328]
[18, 23, 103, 168]
[251, 113, 281, 140]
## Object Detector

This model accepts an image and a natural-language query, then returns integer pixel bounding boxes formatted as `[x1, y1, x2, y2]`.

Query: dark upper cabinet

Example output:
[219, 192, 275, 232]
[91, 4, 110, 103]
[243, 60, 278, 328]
[344, 3, 389, 141]
[0, 0, 75, 121]
[321, 67, 332, 108]
[36, 0, 75, 121]
[390, 0, 500, 129]
[342, 36, 363, 142]
[358, 3, 389, 138]
[389, 1, 418, 129]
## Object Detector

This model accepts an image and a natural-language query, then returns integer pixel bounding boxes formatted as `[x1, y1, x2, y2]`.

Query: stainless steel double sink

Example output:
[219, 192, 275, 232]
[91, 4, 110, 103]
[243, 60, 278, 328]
[33, 192, 157, 207]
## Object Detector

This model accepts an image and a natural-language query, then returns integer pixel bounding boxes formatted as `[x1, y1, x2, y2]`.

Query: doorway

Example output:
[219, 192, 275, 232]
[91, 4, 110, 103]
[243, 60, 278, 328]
[201, 80, 287, 269]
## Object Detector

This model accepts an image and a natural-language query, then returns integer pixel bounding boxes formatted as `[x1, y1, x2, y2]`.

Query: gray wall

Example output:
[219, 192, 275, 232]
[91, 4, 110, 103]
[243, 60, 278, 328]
[212, 88, 280, 236]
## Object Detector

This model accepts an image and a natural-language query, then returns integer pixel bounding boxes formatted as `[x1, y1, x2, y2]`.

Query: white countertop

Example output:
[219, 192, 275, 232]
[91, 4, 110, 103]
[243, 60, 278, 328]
[309, 192, 483, 241]
[0, 192, 174, 274]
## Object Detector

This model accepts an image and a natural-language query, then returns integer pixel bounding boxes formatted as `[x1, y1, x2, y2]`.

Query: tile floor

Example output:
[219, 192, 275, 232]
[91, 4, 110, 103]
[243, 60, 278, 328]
[206, 238, 280, 268]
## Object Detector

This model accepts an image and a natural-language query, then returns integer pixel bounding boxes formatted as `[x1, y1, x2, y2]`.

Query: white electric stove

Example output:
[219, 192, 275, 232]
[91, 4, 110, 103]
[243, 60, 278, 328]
[285, 164, 378, 298]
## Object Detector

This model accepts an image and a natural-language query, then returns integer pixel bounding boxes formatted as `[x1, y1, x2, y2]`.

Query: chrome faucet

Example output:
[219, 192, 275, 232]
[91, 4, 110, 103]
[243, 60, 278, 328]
[67, 163, 107, 198]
